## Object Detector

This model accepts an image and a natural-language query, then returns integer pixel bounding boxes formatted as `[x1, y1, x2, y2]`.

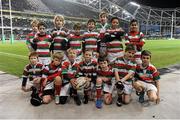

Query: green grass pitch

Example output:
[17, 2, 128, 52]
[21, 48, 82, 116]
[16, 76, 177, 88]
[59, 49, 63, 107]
[0, 39, 180, 77]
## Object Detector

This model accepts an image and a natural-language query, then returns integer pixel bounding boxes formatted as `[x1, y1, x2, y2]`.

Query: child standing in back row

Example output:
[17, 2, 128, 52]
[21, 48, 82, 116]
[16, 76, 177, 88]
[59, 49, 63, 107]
[67, 23, 83, 62]
[83, 19, 100, 60]
[26, 19, 39, 52]
[125, 19, 145, 65]
[96, 11, 110, 57]
[50, 15, 69, 60]
[104, 17, 124, 64]
[33, 21, 52, 65]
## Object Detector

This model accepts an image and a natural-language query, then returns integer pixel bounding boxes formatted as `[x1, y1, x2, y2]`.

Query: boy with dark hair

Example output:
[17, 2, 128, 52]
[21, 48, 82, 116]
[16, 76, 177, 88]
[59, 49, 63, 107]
[83, 19, 100, 60]
[67, 23, 83, 62]
[95, 57, 116, 108]
[104, 17, 125, 63]
[79, 49, 98, 104]
[33, 21, 51, 65]
[22, 52, 43, 93]
[22, 52, 44, 106]
[125, 19, 145, 65]
[133, 50, 160, 104]
[114, 44, 136, 107]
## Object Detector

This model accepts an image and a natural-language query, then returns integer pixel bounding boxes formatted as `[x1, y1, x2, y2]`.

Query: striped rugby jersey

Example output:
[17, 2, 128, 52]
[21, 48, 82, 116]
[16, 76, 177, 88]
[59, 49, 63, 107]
[22, 63, 44, 82]
[79, 60, 97, 78]
[135, 64, 160, 83]
[97, 66, 115, 81]
[105, 28, 124, 53]
[68, 34, 83, 56]
[61, 60, 80, 83]
[114, 57, 136, 82]
[124, 31, 145, 52]
[42, 62, 62, 82]
[83, 30, 99, 52]
[26, 31, 36, 44]
[96, 23, 110, 39]
[33, 33, 51, 57]
[51, 27, 69, 52]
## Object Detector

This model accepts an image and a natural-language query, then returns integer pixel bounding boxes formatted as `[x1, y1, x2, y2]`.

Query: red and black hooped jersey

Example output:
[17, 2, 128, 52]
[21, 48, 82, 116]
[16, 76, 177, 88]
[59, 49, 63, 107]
[22, 63, 44, 81]
[79, 60, 97, 78]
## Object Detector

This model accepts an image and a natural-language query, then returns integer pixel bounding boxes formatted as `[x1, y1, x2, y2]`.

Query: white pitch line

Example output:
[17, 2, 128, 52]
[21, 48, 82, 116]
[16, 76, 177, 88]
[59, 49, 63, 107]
[0, 51, 27, 60]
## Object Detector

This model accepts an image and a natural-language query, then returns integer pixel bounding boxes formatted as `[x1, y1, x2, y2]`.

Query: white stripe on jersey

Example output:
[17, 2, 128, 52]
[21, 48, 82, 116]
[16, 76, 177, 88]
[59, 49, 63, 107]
[54, 43, 62, 46]
[36, 49, 49, 52]
[85, 45, 97, 49]
[84, 32, 99, 35]
[70, 41, 82, 44]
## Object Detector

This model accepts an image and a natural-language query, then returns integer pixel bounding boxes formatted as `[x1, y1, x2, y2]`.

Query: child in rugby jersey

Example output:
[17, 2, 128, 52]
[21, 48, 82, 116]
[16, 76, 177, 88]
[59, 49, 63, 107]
[21, 52, 44, 95]
[114, 44, 136, 107]
[50, 15, 69, 60]
[124, 19, 145, 65]
[33, 21, 52, 65]
[79, 49, 98, 104]
[133, 50, 160, 104]
[67, 23, 83, 62]
[26, 19, 39, 52]
[95, 57, 116, 109]
[61, 48, 82, 105]
[83, 19, 100, 60]
[96, 11, 110, 57]
[104, 17, 125, 63]
[41, 52, 64, 104]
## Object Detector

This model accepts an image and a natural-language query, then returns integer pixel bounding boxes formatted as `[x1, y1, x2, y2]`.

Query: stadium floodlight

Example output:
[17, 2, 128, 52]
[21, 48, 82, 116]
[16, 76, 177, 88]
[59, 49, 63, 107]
[122, 10, 129, 15]
[129, 2, 140, 7]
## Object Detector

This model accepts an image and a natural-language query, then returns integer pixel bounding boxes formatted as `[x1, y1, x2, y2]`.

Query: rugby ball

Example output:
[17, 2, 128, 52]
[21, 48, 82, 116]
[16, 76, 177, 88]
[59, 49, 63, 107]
[76, 77, 88, 90]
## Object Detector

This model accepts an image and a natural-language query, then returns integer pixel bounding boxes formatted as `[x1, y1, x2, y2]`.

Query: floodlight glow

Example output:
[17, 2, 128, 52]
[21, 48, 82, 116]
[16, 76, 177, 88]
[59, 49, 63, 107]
[130, 2, 140, 7]
[122, 10, 129, 15]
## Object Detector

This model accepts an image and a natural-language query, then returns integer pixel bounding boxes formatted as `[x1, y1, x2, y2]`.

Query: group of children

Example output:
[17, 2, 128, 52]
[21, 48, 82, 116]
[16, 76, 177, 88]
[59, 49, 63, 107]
[22, 11, 160, 109]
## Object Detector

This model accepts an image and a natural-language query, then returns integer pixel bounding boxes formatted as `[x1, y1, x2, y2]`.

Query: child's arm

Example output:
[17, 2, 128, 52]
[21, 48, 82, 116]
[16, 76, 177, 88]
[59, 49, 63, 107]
[21, 66, 31, 92]
[21, 77, 30, 92]
[155, 80, 160, 104]
[47, 71, 61, 82]
[120, 72, 134, 82]
[152, 67, 160, 103]
[115, 70, 120, 81]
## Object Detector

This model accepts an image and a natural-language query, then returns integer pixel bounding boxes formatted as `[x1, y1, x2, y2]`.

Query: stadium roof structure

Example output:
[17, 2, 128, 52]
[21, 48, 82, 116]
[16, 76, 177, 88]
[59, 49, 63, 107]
[2, 0, 179, 27]
[71, 0, 179, 27]
[1, 0, 179, 38]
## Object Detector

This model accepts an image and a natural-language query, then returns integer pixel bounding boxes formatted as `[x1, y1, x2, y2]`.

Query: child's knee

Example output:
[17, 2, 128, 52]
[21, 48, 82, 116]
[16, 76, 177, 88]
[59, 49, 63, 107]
[104, 94, 112, 105]
[43, 96, 52, 104]
[123, 94, 131, 104]
[96, 77, 103, 84]
[149, 96, 157, 102]
[133, 81, 143, 92]
[54, 76, 62, 85]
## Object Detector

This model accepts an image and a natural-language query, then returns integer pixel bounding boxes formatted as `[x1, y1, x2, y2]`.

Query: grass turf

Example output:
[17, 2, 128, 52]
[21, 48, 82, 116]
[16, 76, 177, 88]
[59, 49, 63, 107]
[0, 39, 180, 77]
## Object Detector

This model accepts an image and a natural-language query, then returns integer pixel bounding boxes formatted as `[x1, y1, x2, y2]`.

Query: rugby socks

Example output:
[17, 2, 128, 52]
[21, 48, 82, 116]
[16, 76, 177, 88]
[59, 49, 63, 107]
[96, 84, 102, 99]
[55, 85, 61, 96]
